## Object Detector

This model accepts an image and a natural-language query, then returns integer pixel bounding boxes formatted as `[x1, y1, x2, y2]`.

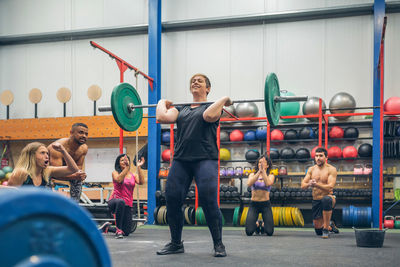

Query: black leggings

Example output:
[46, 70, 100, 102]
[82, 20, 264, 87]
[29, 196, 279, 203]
[245, 201, 274, 236]
[165, 159, 222, 244]
[108, 198, 132, 236]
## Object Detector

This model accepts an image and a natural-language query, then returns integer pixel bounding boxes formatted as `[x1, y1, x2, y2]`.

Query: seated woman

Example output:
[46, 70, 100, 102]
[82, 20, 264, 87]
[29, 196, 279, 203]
[8, 142, 79, 187]
[245, 155, 275, 236]
[99, 154, 145, 239]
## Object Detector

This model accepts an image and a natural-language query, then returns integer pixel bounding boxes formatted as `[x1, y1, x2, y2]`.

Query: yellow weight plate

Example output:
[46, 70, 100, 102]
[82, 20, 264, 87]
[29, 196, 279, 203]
[240, 207, 249, 226]
[258, 213, 263, 221]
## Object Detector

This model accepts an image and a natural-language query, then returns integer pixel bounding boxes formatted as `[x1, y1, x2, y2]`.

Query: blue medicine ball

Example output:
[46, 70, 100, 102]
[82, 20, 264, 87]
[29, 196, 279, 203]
[256, 127, 267, 140]
[244, 130, 256, 141]
[162, 131, 170, 143]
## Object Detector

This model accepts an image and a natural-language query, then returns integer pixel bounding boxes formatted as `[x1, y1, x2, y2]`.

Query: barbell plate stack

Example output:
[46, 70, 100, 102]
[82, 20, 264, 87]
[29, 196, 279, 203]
[0, 188, 111, 267]
[111, 83, 143, 132]
[264, 73, 281, 126]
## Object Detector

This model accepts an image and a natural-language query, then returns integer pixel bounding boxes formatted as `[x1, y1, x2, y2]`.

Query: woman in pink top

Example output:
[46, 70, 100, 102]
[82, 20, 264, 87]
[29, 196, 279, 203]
[102, 154, 145, 238]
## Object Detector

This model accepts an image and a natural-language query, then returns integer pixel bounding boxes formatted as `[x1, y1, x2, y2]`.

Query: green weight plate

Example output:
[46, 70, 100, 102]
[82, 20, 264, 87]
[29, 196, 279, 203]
[233, 207, 240, 226]
[264, 73, 281, 126]
[221, 211, 225, 226]
[111, 83, 143, 132]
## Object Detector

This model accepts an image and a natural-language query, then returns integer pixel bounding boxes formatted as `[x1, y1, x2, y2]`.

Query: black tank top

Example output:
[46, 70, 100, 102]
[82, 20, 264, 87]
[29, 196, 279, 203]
[22, 174, 47, 187]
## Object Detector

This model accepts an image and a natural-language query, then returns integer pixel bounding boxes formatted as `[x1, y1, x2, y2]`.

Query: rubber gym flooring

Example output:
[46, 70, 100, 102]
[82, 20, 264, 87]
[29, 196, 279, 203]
[105, 226, 400, 267]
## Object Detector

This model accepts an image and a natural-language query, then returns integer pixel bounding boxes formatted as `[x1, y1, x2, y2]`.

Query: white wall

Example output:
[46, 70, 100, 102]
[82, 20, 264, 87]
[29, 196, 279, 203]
[0, 0, 399, 120]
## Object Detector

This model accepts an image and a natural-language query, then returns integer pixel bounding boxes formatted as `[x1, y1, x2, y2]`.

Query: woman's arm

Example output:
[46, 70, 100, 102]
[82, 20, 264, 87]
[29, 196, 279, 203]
[135, 157, 146, 185]
[262, 173, 275, 187]
[8, 168, 29, 186]
[112, 166, 130, 184]
[247, 171, 261, 187]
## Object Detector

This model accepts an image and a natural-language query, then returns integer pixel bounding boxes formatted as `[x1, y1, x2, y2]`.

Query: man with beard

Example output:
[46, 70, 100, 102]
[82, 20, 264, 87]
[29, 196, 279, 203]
[301, 147, 337, 239]
[48, 123, 88, 201]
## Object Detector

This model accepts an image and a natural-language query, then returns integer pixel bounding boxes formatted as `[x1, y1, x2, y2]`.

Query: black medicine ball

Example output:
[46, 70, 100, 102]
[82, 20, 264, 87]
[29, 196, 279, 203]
[269, 148, 280, 160]
[284, 129, 298, 144]
[344, 127, 359, 139]
[280, 147, 295, 159]
[299, 127, 315, 139]
[296, 148, 311, 162]
[245, 149, 260, 162]
[358, 143, 373, 157]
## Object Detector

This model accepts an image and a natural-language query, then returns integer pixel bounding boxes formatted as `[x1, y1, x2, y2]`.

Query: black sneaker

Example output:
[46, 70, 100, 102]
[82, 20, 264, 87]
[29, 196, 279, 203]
[329, 221, 340, 234]
[255, 226, 261, 235]
[156, 241, 184, 255]
[322, 228, 329, 239]
[98, 222, 111, 233]
[213, 242, 227, 257]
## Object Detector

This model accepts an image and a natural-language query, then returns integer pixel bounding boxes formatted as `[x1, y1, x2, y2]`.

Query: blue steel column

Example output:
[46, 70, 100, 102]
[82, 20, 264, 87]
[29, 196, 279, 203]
[372, 0, 385, 228]
[147, 0, 162, 224]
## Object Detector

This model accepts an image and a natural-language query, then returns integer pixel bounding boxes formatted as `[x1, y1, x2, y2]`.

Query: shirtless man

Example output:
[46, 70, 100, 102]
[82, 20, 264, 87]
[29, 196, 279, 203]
[301, 147, 337, 239]
[48, 123, 88, 201]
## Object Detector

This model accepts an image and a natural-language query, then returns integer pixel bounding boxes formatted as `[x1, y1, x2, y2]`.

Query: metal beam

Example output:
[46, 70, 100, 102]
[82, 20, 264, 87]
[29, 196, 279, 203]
[2, 2, 400, 46]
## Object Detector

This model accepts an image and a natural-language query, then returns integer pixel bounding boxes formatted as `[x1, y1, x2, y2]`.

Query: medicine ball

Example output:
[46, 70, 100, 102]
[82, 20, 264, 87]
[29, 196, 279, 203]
[161, 149, 171, 162]
[284, 129, 298, 144]
[343, 127, 359, 139]
[311, 146, 319, 158]
[1, 166, 13, 174]
[256, 127, 267, 140]
[315, 127, 325, 138]
[329, 126, 344, 139]
[161, 131, 170, 143]
[328, 146, 342, 159]
[220, 131, 229, 142]
[298, 127, 315, 139]
[358, 143, 373, 157]
[342, 146, 358, 159]
[296, 148, 311, 162]
[269, 148, 280, 160]
[280, 147, 295, 159]
[244, 130, 256, 141]
[245, 149, 260, 162]
[220, 148, 231, 161]
[0, 170, 5, 179]
[229, 129, 244, 142]
[271, 129, 284, 143]
[384, 96, 400, 112]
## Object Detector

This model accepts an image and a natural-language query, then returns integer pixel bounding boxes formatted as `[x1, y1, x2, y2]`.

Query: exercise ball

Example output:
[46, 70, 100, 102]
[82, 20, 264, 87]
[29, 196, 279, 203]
[0, 170, 5, 179]
[302, 96, 326, 122]
[2, 181, 7, 186]
[221, 105, 236, 118]
[269, 148, 280, 160]
[280, 147, 295, 159]
[296, 148, 311, 162]
[329, 92, 356, 120]
[5, 172, 11, 180]
[220, 131, 229, 142]
[220, 148, 231, 161]
[245, 149, 260, 162]
[235, 103, 259, 118]
[244, 130, 256, 141]
[284, 129, 298, 144]
[230, 129, 244, 141]
[311, 146, 319, 158]
[384, 97, 400, 112]
[358, 143, 373, 157]
[342, 146, 358, 159]
[161, 131, 170, 143]
[328, 146, 342, 159]
[315, 127, 325, 138]
[329, 126, 344, 139]
[161, 149, 171, 162]
[343, 127, 359, 139]
[2, 166, 13, 174]
[256, 127, 267, 140]
[299, 127, 316, 139]
[271, 129, 284, 144]
[280, 91, 300, 122]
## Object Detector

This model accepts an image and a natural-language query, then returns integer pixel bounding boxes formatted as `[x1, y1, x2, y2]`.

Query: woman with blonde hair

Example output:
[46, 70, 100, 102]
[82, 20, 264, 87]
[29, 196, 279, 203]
[8, 142, 79, 187]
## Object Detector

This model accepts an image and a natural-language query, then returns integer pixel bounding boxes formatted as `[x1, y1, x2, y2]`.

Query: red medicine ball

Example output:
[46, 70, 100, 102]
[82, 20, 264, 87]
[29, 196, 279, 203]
[328, 146, 342, 159]
[229, 129, 244, 141]
[162, 149, 171, 162]
[329, 126, 344, 139]
[311, 146, 319, 158]
[342, 146, 358, 158]
[271, 129, 284, 143]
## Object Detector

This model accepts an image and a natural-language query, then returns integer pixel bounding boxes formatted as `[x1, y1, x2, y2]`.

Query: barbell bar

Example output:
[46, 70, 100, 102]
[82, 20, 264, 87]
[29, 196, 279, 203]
[99, 73, 308, 131]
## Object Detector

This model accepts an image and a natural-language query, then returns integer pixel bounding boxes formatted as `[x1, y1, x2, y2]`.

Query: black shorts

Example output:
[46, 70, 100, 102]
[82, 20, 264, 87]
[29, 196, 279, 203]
[312, 196, 335, 220]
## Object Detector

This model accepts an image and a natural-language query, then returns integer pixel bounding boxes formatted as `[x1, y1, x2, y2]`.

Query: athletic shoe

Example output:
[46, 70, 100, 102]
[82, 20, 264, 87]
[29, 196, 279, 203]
[156, 241, 184, 255]
[255, 226, 261, 235]
[322, 228, 330, 239]
[329, 221, 340, 234]
[98, 222, 111, 233]
[115, 229, 124, 239]
[213, 241, 227, 257]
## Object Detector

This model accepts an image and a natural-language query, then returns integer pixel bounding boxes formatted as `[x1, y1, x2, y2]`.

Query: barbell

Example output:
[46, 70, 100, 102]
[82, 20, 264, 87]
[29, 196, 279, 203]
[98, 73, 308, 131]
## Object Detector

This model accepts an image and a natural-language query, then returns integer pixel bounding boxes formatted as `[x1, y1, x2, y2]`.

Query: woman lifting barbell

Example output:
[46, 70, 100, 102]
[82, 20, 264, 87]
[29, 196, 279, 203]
[246, 155, 275, 236]
[155, 73, 232, 257]
[8, 142, 79, 187]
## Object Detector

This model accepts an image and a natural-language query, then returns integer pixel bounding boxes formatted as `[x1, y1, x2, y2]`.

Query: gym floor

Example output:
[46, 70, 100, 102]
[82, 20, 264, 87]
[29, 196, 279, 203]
[105, 226, 400, 267]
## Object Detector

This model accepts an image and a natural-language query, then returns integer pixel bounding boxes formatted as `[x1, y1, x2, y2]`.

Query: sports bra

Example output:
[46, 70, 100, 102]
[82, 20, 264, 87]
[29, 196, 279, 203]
[251, 178, 271, 192]
[22, 174, 47, 187]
